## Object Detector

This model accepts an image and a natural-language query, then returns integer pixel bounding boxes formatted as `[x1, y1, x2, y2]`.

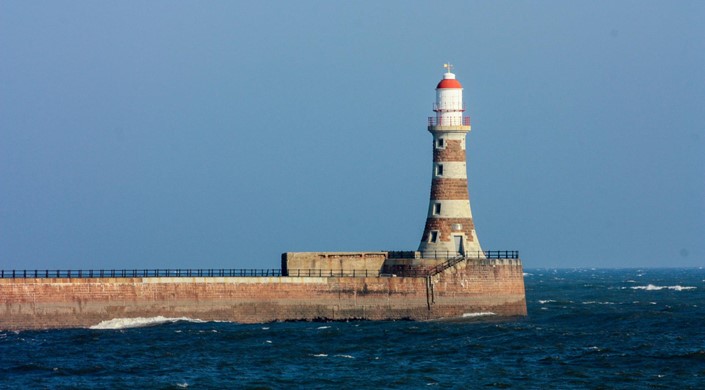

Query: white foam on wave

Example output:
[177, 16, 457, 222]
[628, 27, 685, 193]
[630, 284, 696, 291]
[582, 301, 615, 305]
[462, 312, 496, 318]
[89, 316, 205, 330]
[313, 353, 328, 357]
[671, 285, 696, 291]
[538, 300, 556, 304]
[317, 326, 331, 329]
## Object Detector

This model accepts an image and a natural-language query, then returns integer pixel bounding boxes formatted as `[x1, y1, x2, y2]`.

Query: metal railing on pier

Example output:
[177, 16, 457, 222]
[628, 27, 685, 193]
[0, 268, 389, 279]
[0, 251, 519, 279]
[0, 269, 282, 279]
[387, 250, 519, 259]
[286, 269, 382, 278]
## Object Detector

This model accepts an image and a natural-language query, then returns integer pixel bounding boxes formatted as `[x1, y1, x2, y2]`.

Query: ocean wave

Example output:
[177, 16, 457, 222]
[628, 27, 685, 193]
[538, 300, 556, 304]
[89, 316, 205, 330]
[630, 285, 696, 291]
[461, 312, 496, 318]
[582, 301, 615, 305]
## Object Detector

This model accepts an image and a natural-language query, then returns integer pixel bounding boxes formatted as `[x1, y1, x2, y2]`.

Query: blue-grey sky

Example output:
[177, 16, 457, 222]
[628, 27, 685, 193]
[1, 1, 703, 269]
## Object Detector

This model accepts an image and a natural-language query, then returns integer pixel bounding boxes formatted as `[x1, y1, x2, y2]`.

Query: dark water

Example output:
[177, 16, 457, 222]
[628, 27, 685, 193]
[2, 268, 704, 389]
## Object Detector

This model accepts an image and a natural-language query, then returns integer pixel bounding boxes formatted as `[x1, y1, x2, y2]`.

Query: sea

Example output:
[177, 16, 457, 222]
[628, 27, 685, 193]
[1, 268, 704, 389]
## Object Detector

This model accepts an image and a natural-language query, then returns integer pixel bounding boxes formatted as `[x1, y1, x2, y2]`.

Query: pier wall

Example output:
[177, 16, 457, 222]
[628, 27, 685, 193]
[0, 259, 526, 330]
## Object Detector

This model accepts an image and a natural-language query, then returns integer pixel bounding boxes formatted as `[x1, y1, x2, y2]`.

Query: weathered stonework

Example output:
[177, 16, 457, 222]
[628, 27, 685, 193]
[430, 178, 470, 199]
[0, 259, 526, 330]
[421, 217, 475, 243]
[282, 252, 387, 275]
[433, 140, 466, 162]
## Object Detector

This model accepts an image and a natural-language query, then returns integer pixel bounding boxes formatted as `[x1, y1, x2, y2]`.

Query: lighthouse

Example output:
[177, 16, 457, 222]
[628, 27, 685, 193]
[418, 65, 484, 258]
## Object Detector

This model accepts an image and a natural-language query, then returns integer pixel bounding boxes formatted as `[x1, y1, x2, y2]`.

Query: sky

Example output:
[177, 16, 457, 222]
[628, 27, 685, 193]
[1, 1, 703, 270]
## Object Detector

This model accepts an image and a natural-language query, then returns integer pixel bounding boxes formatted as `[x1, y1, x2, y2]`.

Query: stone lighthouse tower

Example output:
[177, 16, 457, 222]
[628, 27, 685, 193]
[418, 65, 484, 258]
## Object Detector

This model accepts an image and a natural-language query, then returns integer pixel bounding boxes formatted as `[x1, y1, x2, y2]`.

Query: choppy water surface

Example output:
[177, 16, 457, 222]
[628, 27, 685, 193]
[2, 268, 704, 388]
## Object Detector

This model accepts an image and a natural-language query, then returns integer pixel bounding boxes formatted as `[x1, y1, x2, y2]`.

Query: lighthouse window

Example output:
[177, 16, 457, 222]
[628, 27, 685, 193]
[433, 203, 441, 215]
[430, 231, 439, 243]
[435, 164, 444, 176]
[435, 138, 445, 149]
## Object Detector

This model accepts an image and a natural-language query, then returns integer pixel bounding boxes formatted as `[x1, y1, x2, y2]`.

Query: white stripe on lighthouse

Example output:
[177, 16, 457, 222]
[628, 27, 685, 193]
[433, 162, 468, 179]
[426, 200, 473, 218]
